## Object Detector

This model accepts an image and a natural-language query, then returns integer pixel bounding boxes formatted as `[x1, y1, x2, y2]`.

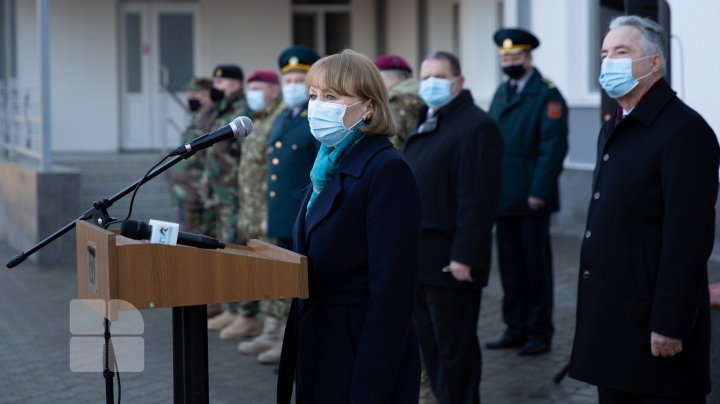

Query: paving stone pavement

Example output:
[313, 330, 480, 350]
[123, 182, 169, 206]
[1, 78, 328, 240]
[0, 232, 718, 404]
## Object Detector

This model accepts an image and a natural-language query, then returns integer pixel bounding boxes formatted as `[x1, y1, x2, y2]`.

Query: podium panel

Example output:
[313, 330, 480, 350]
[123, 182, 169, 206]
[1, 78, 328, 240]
[76, 221, 308, 314]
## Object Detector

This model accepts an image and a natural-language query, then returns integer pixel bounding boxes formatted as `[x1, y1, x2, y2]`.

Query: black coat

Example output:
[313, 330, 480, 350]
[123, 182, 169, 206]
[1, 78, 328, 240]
[277, 136, 422, 404]
[569, 80, 720, 396]
[404, 90, 503, 289]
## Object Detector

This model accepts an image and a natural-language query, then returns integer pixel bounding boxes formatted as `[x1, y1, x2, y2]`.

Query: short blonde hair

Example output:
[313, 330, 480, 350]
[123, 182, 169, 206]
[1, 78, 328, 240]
[306, 49, 395, 137]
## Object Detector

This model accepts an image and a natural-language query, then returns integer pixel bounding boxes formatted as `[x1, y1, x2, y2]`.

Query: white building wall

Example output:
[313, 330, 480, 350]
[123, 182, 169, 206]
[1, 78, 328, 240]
[15, 0, 38, 90]
[51, 0, 119, 152]
[200, 0, 292, 80]
[385, 0, 419, 71]
[667, 0, 720, 136]
[351, 0, 376, 57]
[459, 0, 502, 109]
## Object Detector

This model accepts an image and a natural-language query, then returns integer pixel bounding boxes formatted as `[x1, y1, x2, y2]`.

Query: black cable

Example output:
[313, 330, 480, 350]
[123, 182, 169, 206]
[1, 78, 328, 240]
[102, 153, 172, 230]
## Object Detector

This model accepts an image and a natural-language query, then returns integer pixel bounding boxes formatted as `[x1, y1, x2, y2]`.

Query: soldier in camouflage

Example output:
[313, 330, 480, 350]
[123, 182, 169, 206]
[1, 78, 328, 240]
[374, 54, 424, 150]
[170, 78, 216, 234]
[236, 70, 284, 244]
[203, 65, 262, 340]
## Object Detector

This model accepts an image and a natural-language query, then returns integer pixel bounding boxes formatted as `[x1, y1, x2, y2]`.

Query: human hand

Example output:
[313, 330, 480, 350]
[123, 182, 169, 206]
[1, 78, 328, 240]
[528, 196, 546, 211]
[443, 261, 473, 283]
[650, 331, 682, 357]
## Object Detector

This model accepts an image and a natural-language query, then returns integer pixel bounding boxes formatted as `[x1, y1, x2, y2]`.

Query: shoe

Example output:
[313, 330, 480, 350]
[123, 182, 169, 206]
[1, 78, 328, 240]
[219, 315, 261, 340]
[207, 304, 223, 318]
[207, 311, 237, 331]
[518, 340, 551, 356]
[238, 316, 281, 355]
[419, 379, 438, 404]
[257, 324, 285, 364]
[485, 334, 526, 350]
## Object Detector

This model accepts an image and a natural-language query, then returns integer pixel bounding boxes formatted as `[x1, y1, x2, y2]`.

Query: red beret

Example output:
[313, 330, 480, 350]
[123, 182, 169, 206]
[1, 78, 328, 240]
[247, 69, 280, 84]
[374, 54, 413, 74]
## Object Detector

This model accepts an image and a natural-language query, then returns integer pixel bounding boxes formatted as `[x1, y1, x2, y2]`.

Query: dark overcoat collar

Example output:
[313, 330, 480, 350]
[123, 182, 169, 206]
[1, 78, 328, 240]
[293, 136, 392, 253]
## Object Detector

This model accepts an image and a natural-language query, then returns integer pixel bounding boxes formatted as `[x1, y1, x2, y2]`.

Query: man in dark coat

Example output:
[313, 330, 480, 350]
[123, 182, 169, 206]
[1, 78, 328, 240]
[266, 45, 321, 249]
[486, 28, 568, 356]
[569, 15, 719, 403]
[404, 51, 503, 404]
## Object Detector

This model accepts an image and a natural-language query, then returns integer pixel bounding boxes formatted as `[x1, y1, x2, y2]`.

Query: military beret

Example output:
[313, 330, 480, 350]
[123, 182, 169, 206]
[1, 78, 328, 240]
[278, 45, 320, 74]
[247, 69, 280, 84]
[183, 77, 214, 91]
[213, 64, 244, 81]
[493, 28, 540, 55]
[374, 54, 413, 73]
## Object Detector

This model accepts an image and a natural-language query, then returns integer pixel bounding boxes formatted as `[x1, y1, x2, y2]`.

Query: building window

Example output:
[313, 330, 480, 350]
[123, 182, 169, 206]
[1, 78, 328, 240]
[292, 0, 351, 55]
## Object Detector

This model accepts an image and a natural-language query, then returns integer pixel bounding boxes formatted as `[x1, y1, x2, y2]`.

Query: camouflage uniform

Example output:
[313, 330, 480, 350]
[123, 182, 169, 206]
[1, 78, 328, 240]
[205, 92, 256, 316]
[202, 92, 249, 243]
[237, 98, 285, 243]
[171, 105, 217, 233]
[387, 78, 423, 150]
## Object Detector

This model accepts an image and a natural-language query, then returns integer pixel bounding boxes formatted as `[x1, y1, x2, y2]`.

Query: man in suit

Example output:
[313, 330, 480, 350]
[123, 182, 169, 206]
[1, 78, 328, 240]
[266, 45, 321, 250]
[568, 15, 719, 403]
[485, 28, 568, 356]
[404, 51, 503, 404]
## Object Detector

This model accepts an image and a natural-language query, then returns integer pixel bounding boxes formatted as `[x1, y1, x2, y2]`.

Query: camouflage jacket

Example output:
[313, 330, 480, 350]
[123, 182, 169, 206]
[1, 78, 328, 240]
[170, 105, 218, 208]
[387, 78, 423, 150]
[237, 99, 285, 240]
[202, 92, 250, 209]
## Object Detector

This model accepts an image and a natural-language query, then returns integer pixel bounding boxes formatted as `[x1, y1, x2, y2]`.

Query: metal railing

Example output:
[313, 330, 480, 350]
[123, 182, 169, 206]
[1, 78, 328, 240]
[0, 84, 43, 162]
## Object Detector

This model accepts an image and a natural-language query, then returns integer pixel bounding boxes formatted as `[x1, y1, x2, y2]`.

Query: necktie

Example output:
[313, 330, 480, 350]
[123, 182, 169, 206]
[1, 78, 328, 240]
[417, 111, 438, 134]
[509, 82, 518, 100]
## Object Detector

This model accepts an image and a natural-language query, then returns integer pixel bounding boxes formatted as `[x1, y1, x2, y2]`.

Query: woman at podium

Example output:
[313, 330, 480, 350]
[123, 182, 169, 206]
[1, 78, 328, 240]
[276, 49, 422, 404]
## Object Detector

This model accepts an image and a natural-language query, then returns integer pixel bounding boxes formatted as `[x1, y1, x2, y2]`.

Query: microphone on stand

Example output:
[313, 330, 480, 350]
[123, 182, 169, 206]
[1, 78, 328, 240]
[120, 220, 225, 249]
[169, 115, 253, 157]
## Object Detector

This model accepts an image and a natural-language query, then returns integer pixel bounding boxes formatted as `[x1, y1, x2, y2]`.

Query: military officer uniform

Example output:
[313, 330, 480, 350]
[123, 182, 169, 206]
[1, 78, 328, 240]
[266, 45, 321, 249]
[486, 29, 569, 356]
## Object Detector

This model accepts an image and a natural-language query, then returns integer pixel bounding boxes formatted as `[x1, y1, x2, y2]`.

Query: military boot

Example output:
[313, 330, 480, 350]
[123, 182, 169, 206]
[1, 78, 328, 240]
[207, 310, 237, 331]
[257, 323, 285, 364]
[219, 315, 261, 340]
[238, 316, 281, 355]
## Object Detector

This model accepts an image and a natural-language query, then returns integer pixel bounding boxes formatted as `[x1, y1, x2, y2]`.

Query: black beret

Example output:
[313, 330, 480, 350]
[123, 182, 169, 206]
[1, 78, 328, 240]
[493, 28, 540, 55]
[213, 64, 244, 81]
[278, 45, 320, 74]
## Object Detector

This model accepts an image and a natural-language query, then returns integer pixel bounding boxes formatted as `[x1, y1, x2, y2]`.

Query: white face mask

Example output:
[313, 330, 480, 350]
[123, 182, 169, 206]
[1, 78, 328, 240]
[246, 89, 266, 112]
[598, 55, 655, 98]
[307, 99, 365, 147]
[282, 83, 309, 107]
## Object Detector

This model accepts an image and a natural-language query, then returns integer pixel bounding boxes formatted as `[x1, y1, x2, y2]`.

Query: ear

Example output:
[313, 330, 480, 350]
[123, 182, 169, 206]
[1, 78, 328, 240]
[363, 101, 375, 120]
[651, 54, 662, 73]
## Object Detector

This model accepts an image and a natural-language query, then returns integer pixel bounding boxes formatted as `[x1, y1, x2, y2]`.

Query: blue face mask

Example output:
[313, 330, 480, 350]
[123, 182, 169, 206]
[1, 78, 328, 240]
[246, 89, 266, 112]
[419, 77, 453, 109]
[307, 99, 365, 147]
[282, 83, 308, 107]
[598, 55, 654, 98]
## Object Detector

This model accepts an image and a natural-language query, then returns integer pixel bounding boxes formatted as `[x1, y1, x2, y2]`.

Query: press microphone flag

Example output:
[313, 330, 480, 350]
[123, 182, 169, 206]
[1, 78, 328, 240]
[120, 219, 225, 250]
[169, 115, 253, 157]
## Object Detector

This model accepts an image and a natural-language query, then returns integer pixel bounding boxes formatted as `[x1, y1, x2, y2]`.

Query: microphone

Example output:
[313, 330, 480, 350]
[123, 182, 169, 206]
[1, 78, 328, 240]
[120, 220, 225, 250]
[169, 115, 253, 157]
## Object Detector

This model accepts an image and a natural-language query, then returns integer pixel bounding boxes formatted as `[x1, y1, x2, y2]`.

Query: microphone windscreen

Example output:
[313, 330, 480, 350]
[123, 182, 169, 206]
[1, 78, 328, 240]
[233, 116, 254, 138]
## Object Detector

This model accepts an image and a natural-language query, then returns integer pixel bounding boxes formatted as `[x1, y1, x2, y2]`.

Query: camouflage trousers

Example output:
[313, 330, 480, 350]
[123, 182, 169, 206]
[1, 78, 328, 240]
[261, 299, 291, 321]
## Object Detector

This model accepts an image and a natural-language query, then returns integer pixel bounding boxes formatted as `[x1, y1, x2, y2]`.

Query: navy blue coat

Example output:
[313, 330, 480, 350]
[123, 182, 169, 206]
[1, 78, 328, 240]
[489, 68, 568, 215]
[277, 135, 422, 404]
[569, 80, 719, 396]
[267, 106, 321, 240]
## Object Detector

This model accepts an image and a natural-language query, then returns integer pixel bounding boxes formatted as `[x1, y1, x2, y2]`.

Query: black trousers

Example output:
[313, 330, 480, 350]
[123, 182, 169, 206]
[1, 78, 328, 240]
[496, 213, 554, 343]
[414, 284, 481, 404]
[598, 386, 706, 404]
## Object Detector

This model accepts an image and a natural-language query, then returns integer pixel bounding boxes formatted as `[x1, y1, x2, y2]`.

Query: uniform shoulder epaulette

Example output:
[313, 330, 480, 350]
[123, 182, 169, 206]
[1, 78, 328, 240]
[543, 78, 556, 89]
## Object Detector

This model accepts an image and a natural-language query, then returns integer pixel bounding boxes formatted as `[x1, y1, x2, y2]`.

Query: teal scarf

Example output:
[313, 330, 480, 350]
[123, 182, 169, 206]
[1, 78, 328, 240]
[306, 129, 366, 216]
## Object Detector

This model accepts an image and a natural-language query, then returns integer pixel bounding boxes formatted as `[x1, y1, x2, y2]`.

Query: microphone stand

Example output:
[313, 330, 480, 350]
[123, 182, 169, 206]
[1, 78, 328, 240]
[5, 152, 192, 269]
[5, 150, 211, 404]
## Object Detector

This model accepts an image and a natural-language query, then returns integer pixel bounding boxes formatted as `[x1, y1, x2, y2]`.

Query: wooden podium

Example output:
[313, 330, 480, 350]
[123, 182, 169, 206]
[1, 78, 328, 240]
[75, 220, 308, 403]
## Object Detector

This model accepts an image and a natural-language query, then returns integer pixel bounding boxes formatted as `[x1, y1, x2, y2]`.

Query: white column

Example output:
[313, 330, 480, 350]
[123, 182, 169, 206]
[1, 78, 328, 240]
[37, 0, 51, 170]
